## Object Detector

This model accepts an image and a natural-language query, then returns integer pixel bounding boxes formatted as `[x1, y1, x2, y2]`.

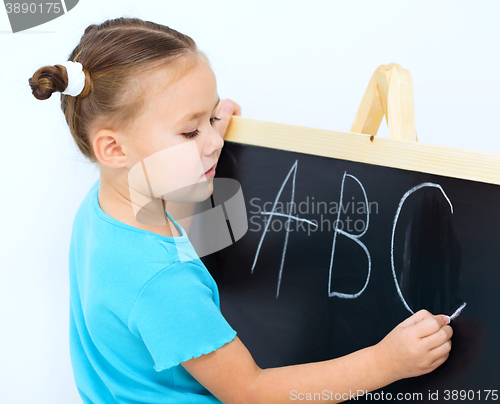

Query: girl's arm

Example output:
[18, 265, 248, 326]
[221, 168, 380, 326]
[181, 309, 452, 404]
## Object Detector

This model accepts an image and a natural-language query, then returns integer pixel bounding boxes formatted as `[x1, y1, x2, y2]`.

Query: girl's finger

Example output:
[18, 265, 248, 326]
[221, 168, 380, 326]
[423, 325, 453, 350]
[413, 315, 447, 338]
[399, 309, 434, 328]
[215, 103, 234, 138]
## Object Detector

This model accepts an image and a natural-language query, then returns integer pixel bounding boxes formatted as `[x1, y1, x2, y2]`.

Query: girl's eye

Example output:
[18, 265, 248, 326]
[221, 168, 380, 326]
[182, 117, 221, 139]
[210, 116, 221, 125]
[182, 129, 200, 139]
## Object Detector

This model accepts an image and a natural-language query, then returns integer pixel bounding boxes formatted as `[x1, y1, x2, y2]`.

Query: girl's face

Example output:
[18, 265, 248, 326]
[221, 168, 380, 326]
[125, 57, 224, 211]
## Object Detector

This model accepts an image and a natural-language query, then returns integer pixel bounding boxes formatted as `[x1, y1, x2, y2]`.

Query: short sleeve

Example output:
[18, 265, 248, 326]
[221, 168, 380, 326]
[127, 261, 237, 371]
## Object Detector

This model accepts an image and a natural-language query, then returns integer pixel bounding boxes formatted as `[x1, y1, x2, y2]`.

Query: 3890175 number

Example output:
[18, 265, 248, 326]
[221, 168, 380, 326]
[444, 390, 499, 401]
[5, 3, 61, 14]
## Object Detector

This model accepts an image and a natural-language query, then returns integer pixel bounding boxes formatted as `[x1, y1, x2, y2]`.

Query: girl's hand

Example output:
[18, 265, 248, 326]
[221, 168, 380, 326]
[375, 309, 453, 380]
[215, 99, 241, 139]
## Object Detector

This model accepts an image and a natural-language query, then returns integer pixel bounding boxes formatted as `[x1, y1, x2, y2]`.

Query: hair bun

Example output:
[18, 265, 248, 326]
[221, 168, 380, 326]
[28, 65, 67, 100]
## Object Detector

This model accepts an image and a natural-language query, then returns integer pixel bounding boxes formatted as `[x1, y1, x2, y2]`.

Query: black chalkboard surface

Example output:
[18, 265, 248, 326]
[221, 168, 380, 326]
[200, 139, 500, 402]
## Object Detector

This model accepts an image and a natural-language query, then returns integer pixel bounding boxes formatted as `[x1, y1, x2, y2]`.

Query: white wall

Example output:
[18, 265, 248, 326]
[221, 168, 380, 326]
[1, 1, 499, 402]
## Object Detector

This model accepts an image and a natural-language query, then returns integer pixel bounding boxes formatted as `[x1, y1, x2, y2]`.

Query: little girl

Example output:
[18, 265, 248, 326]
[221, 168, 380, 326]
[29, 17, 453, 404]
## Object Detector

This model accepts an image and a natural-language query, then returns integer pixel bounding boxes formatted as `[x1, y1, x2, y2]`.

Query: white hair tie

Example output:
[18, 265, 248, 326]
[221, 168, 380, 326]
[61, 61, 86, 97]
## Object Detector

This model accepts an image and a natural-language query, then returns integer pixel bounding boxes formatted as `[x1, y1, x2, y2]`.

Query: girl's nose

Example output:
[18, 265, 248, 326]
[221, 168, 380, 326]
[204, 124, 224, 155]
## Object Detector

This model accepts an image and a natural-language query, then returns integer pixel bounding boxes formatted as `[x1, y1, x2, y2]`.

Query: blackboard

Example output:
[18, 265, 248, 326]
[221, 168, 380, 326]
[199, 137, 500, 403]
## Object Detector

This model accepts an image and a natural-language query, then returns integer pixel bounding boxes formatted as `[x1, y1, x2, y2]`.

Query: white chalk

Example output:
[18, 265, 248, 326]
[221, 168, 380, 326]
[448, 302, 467, 322]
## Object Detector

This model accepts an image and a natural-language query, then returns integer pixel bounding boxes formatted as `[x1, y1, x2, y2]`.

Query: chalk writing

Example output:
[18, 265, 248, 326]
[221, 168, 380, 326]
[391, 183, 454, 314]
[251, 167, 468, 318]
[251, 160, 318, 298]
[329, 172, 372, 299]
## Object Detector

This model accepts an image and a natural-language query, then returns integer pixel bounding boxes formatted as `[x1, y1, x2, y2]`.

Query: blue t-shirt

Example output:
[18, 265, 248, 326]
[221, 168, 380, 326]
[69, 178, 237, 403]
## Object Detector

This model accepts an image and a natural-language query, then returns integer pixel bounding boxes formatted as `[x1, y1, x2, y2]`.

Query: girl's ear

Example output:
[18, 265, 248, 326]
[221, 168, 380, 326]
[93, 129, 128, 168]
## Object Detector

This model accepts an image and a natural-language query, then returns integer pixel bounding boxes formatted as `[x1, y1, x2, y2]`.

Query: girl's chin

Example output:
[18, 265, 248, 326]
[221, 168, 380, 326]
[170, 181, 214, 203]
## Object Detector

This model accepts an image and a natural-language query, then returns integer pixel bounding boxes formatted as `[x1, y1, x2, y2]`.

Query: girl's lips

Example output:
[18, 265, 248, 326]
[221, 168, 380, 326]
[202, 164, 216, 178]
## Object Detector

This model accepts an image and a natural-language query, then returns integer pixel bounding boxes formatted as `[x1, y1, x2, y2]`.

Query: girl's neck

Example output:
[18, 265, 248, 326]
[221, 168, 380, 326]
[97, 175, 181, 238]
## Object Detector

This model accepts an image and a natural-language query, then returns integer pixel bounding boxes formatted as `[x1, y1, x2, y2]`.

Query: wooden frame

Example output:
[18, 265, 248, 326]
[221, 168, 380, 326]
[223, 64, 500, 186]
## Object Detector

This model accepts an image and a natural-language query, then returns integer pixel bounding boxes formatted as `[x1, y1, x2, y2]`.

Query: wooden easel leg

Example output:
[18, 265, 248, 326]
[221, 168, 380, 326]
[351, 63, 417, 142]
[350, 68, 385, 136]
[387, 66, 417, 141]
